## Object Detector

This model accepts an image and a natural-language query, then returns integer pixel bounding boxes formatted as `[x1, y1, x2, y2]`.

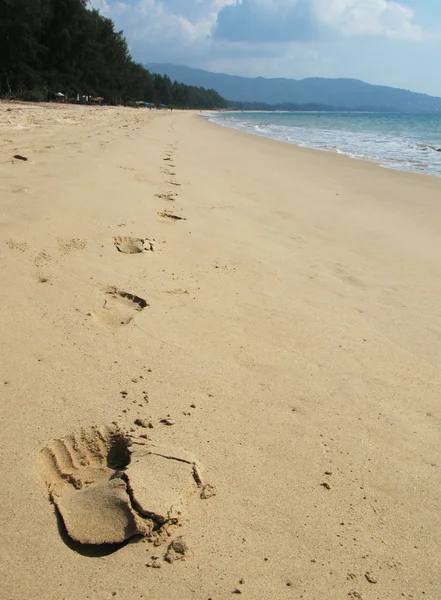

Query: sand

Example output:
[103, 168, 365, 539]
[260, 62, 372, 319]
[1, 102, 441, 600]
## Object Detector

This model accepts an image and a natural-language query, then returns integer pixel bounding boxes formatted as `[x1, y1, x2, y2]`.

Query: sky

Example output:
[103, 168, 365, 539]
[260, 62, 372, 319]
[90, 0, 441, 96]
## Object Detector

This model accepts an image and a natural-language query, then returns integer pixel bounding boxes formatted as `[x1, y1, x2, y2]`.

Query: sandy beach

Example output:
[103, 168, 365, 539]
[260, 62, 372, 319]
[1, 103, 441, 600]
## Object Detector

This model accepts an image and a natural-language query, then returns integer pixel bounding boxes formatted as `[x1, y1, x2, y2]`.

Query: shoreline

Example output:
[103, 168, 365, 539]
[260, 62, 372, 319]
[1, 105, 441, 600]
[202, 110, 441, 178]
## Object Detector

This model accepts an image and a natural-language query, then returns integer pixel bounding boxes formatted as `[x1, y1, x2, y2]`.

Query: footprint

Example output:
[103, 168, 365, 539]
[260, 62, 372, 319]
[95, 286, 148, 326]
[0, 185, 28, 194]
[38, 426, 205, 545]
[5, 239, 29, 253]
[333, 265, 365, 288]
[340, 274, 365, 288]
[135, 173, 152, 184]
[34, 250, 51, 267]
[113, 236, 154, 254]
[158, 211, 186, 222]
[155, 193, 177, 202]
[164, 288, 189, 295]
[57, 238, 87, 255]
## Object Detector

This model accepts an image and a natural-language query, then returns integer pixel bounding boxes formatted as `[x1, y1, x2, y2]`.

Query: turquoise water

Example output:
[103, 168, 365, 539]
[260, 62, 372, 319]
[203, 111, 441, 176]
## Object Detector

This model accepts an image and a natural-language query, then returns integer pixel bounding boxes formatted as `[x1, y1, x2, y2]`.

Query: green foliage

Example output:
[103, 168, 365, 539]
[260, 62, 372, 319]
[0, 0, 227, 109]
[22, 87, 49, 102]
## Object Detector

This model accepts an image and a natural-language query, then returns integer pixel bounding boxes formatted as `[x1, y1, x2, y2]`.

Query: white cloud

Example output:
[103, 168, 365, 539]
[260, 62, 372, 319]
[91, 0, 425, 49]
[89, 0, 230, 48]
[214, 0, 424, 42]
[88, 0, 427, 72]
[316, 0, 424, 41]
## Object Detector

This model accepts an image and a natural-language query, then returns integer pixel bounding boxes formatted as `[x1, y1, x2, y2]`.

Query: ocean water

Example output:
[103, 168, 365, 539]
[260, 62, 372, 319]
[203, 111, 441, 177]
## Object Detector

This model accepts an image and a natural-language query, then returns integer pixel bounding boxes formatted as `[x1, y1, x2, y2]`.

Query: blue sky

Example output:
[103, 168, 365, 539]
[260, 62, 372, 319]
[90, 0, 441, 96]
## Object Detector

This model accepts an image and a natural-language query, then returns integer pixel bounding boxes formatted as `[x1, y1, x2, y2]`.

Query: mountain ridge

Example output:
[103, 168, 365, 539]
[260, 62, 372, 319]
[145, 63, 441, 113]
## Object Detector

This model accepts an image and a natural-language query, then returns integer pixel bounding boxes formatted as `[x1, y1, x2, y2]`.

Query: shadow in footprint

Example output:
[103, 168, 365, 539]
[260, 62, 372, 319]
[158, 212, 186, 221]
[54, 505, 134, 557]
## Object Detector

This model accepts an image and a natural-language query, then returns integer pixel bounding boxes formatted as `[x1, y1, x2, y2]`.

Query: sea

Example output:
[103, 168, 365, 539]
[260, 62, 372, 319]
[202, 111, 441, 177]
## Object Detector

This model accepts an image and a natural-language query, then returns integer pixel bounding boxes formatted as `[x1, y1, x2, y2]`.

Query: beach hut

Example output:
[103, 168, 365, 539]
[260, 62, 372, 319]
[135, 101, 153, 109]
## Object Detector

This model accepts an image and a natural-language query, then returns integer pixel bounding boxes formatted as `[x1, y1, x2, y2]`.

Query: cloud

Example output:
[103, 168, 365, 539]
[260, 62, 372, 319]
[214, 0, 321, 42]
[88, 0, 213, 58]
[90, 0, 425, 57]
[89, 0, 235, 60]
[316, 0, 424, 41]
[214, 0, 424, 42]
[88, 0, 427, 81]
[157, 0, 234, 23]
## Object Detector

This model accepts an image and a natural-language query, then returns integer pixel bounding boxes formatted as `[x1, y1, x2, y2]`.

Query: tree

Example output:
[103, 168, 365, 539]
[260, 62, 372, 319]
[0, 0, 228, 109]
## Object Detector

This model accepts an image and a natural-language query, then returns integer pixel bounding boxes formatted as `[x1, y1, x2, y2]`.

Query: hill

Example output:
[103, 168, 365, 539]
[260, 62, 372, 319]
[145, 63, 441, 113]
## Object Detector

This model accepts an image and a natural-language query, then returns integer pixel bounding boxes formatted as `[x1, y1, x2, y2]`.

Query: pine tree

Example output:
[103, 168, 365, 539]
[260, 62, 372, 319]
[0, 0, 227, 109]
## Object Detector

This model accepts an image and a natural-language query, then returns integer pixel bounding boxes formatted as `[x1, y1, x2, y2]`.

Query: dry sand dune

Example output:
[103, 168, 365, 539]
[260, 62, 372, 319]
[1, 102, 441, 600]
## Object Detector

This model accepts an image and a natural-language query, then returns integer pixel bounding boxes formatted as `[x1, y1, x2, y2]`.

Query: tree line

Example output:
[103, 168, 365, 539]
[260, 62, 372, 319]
[0, 0, 227, 109]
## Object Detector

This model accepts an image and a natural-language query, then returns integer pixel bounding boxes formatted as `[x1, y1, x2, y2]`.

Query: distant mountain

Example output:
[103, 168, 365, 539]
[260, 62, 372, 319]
[145, 63, 441, 113]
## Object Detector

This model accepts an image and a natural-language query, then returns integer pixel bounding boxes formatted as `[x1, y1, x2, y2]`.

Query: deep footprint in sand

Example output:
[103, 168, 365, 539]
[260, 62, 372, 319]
[113, 236, 154, 254]
[95, 286, 148, 326]
[38, 426, 206, 545]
